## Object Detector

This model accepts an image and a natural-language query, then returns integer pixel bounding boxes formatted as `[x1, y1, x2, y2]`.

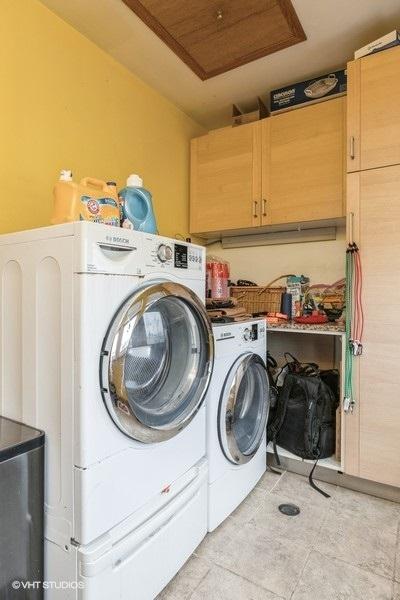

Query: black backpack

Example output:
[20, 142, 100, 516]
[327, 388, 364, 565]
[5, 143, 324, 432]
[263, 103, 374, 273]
[268, 373, 338, 460]
[266, 352, 279, 411]
[267, 355, 339, 497]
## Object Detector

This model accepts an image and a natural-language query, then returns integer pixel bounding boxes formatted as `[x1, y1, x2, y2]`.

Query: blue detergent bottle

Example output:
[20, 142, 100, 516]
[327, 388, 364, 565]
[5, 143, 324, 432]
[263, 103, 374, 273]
[119, 174, 158, 233]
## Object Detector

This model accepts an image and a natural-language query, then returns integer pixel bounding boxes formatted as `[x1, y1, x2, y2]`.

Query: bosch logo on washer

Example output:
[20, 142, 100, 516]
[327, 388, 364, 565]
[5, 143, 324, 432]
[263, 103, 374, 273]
[221, 331, 231, 338]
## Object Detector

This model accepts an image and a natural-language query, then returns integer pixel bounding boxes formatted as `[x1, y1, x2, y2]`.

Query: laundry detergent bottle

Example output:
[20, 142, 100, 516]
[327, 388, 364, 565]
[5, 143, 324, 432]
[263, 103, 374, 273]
[52, 170, 120, 227]
[119, 174, 158, 233]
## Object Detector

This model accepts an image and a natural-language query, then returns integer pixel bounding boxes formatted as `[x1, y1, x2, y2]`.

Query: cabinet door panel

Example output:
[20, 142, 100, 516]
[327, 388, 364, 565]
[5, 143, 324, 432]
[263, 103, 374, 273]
[190, 122, 261, 234]
[346, 60, 361, 173]
[346, 166, 400, 487]
[267, 98, 345, 225]
[359, 46, 400, 170]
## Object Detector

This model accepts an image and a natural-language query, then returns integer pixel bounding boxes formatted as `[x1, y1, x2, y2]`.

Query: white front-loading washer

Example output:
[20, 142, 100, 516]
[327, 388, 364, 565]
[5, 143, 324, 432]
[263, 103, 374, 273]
[207, 320, 269, 532]
[0, 221, 214, 599]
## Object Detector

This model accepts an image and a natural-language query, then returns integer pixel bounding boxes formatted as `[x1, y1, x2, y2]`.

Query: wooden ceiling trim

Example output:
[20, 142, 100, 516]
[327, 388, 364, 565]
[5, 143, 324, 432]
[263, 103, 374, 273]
[122, 0, 207, 78]
[278, 0, 307, 42]
[122, 0, 306, 80]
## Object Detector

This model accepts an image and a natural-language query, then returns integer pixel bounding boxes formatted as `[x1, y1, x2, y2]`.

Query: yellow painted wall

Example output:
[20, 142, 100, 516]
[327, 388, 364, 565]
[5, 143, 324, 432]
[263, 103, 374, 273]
[0, 0, 204, 236]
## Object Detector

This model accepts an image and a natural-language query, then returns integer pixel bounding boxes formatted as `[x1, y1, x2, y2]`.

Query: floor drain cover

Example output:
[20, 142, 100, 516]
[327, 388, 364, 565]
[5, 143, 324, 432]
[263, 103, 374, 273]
[278, 503, 300, 516]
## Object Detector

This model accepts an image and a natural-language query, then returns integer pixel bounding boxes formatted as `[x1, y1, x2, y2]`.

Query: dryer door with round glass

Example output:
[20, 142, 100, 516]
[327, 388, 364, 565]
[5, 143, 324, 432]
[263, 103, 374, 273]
[100, 281, 213, 443]
[219, 353, 269, 465]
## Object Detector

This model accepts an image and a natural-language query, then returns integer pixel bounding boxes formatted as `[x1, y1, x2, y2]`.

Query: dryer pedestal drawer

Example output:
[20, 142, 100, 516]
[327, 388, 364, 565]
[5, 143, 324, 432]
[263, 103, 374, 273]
[46, 460, 208, 600]
[74, 406, 206, 546]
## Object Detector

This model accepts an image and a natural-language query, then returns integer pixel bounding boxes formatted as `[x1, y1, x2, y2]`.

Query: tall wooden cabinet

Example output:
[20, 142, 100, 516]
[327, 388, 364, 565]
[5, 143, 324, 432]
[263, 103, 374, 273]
[347, 45, 400, 172]
[345, 45, 400, 489]
[190, 98, 346, 236]
[345, 167, 400, 488]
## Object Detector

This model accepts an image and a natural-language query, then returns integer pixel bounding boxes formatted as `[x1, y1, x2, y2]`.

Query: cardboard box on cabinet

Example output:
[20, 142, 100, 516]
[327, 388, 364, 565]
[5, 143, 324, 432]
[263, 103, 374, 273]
[270, 69, 347, 114]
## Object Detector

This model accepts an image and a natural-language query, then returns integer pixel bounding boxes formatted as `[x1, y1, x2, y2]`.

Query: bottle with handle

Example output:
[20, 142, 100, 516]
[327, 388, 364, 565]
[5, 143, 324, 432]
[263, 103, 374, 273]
[52, 171, 120, 226]
[118, 174, 158, 233]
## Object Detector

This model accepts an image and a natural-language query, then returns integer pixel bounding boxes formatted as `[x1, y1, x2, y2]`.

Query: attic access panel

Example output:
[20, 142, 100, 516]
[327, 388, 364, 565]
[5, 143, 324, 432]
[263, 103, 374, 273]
[122, 0, 306, 80]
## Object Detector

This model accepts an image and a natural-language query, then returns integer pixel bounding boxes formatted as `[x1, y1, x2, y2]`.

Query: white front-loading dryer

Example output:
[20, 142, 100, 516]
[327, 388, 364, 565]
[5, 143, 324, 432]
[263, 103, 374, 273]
[207, 320, 269, 531]
[0, 222, 214, 598]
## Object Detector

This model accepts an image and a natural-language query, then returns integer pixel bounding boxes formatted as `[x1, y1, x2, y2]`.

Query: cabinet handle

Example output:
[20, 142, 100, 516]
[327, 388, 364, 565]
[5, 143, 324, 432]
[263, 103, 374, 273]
[348, 212, 354, 245]
[262, 198, 267, 217]
[253, 200, 258, 218]
[349, 136, 355, 160]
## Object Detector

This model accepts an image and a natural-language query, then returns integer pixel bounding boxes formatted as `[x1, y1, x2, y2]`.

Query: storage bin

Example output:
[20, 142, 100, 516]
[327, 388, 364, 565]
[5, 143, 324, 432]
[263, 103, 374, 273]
[230, 275, 290, 315]
[0, 417, 44, 599]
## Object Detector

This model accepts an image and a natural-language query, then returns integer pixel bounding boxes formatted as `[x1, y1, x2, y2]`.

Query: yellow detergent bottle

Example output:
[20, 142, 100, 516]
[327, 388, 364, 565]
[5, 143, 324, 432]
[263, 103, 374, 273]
[52, 170, 120, 227]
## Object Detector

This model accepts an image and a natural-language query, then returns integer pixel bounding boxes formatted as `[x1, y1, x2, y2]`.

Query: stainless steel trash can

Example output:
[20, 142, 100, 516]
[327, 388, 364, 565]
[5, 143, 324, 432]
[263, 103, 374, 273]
[0, 417, 44, 599]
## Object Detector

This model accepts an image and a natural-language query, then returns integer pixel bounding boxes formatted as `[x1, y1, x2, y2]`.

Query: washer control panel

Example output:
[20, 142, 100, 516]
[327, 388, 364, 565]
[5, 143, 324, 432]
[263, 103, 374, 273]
[242, 327, 252, 341]
[144, 236, 203, 272]
[213, 322, 265, 344]
[242, 323, 260, 342]
[156, 243, 173, 263]
[174, 243, 188, 268]
[212, 320, 266, 357]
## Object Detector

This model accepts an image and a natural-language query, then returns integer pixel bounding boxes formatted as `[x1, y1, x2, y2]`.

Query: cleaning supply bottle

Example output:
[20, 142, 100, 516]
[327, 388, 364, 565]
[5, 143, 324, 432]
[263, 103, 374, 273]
[52, 171, 120, 227]
[118, 174, 158, 233]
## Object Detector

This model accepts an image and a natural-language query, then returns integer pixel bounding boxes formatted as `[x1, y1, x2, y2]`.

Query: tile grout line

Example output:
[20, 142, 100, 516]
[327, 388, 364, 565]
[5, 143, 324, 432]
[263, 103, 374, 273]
[215, 564, 286, 600]
[186, 561, 212, 600]
[268, 469, 329, 600]
[315, 546, 396, 585]
[288, 543, 314, 600]
[301, 494, 336, 590]
[288, 483, 340, 599]
[195, 474, 289, 598]
[311, 492, 335, 543]
[266, 469, 288, 495]
[393, 519, 400, 583]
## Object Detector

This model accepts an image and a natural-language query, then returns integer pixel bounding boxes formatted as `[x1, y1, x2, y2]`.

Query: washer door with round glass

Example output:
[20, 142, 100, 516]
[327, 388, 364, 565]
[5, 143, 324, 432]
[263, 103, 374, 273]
[100, 281, 213, 444]
[219, 353, 269, 465]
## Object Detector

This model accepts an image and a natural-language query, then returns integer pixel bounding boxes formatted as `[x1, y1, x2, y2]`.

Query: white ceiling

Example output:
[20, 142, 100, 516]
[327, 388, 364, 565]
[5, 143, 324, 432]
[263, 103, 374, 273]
[40, 0, 400, 129]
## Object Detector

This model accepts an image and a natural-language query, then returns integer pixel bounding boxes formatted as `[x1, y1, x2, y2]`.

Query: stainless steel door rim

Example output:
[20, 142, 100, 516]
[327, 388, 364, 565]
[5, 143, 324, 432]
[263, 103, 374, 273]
[100, 281, 214, 443]
[218, 353, 269, 465]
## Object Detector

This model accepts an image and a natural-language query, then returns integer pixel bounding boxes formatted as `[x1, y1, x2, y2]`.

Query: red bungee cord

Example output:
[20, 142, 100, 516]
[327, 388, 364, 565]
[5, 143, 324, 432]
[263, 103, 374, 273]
[351, 245, 363, 354]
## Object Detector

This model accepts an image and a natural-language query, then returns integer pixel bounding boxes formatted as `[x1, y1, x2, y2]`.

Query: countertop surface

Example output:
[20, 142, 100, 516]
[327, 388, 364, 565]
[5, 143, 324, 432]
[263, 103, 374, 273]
[267, 321, 345, 335]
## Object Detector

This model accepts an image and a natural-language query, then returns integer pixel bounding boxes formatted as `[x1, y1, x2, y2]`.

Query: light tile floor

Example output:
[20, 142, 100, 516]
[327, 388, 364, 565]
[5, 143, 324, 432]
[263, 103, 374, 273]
[158, 470, 400, 600]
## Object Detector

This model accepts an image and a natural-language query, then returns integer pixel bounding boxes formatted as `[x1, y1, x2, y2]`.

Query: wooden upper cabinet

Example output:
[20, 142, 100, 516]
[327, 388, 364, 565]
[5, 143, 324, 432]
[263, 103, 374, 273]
[190, 97, 345, 236]
[264, 97, 345, 225]
[347, 46, 400, 172]
[190, 122, 262, 235]
[345, 166, 400, 488]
